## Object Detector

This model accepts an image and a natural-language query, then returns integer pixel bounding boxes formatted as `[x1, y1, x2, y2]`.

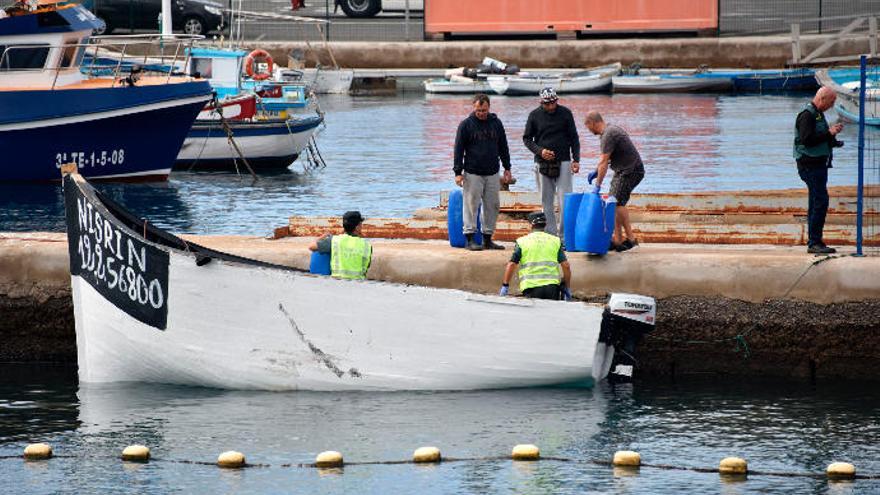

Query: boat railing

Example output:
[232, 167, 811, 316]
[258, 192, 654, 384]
[0, 34, 204, 90]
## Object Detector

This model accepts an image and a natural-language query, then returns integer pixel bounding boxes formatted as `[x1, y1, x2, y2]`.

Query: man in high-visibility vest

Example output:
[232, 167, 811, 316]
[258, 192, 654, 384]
[499, 212, 572, 300]
[308, 211, 372, 280]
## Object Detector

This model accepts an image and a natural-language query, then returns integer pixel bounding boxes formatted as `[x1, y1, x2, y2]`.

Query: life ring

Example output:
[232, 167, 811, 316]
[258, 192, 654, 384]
[244, 49, 274, 81]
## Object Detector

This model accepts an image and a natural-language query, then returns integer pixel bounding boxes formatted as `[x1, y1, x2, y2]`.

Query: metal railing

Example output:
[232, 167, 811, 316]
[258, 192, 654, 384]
[857, 55, 880, 255]
[790, 15, 879, 65]
[0, 34, 203, 89]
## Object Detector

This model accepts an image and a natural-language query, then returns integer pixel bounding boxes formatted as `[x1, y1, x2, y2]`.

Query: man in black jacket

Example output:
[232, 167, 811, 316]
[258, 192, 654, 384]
[522, 87, 580, 240]
[794, 86, 844, 254]
[454, 94, 513, 251]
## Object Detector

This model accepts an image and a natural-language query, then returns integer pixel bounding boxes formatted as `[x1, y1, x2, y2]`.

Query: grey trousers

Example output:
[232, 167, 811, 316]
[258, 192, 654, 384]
[535, 161, 573, 237]
[463, 171, 500, 235]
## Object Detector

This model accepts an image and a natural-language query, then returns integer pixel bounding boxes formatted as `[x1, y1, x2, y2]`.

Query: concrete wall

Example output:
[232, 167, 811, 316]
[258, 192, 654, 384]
[3, 233, 879, 380]
[251, 35, 871, 69]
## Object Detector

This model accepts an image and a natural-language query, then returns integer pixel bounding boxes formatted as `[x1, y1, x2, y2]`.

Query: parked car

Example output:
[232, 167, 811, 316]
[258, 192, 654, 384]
[292, 0, 422, 18]
[91, 0, 226, 35]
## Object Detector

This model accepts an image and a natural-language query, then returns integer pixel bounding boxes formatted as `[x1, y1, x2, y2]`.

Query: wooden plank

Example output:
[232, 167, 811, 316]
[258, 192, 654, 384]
[791, 23, 801, 65]
[870, 17, 878, 58]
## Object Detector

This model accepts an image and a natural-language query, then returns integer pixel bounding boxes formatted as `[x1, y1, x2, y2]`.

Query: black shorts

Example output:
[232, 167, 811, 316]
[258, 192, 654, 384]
[522, 284, 561, 300]
[610, 169, 644, 206]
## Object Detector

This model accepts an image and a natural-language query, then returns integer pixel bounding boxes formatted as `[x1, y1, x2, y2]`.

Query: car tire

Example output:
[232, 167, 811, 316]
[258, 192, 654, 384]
[338, 0, 381, 18]
[182, 16, 206, 35]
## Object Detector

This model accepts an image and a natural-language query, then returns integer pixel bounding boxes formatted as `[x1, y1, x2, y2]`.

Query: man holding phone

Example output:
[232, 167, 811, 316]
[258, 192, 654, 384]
[794, 86, 845, 254]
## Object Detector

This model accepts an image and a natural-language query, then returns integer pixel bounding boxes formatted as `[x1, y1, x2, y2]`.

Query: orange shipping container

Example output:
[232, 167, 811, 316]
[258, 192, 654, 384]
[425, 0, 718, 38]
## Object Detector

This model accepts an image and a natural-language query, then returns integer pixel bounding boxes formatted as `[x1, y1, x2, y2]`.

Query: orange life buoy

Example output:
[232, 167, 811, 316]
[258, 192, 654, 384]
[244, 49, 274, 81]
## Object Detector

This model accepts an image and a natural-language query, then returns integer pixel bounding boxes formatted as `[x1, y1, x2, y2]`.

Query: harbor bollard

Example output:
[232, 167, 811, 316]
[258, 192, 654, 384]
[315, 451, 344, 468]
[413, 446, 441, 463]
[23, 443, 52, 460]
[826, 462, 856, 479]
[613, 450, 641, 467]
[511, 444, 540, 461]
[719, 457, 748, 475]
[217, 451, 246, 468]
[121, 445, 150, 462]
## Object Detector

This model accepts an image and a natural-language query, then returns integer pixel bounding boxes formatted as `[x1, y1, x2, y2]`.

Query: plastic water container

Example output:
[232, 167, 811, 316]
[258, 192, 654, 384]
[575, 192, 617, 254]
[447, 189, 482, 248]
[309, 251, 331, 275]
[562, 192, 584, 251]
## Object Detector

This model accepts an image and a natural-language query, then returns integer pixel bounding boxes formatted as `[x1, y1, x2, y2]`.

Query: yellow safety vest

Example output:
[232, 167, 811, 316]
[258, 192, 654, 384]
[516, 231, 561, 291]
[330, 234, 372, 280]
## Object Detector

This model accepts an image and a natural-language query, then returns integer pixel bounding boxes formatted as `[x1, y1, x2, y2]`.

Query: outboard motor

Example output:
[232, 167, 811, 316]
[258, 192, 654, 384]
[592, 293, 656, 384]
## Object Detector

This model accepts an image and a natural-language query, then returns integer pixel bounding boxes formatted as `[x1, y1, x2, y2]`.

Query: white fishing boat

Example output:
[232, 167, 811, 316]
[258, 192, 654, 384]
[815, 68, 880, 126]
[487, 63, 621, 95]
[62, 170, 656, 391]
[612, 68, 734, 93]
[424, 74, 492, 94]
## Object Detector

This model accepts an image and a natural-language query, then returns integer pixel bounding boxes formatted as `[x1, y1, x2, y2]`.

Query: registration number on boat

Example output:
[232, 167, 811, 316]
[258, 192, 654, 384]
[55, 149, 126, 168]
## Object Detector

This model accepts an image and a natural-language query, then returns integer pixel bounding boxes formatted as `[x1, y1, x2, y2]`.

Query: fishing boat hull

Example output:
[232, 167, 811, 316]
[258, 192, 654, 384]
[424, 78, 492, 94]
[301, 68, 355, 94]
[63, 172, 656, 391]
[612, 74, 733, 93]
[0, 83, 212, 182]
[488, 64, 619, 95]
[816, 68, 880, 126]
[175, 115, 323, 170]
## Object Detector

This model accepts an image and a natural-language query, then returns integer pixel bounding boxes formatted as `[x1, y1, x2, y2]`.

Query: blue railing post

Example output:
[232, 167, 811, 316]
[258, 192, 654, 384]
[856, 55, 867, 256]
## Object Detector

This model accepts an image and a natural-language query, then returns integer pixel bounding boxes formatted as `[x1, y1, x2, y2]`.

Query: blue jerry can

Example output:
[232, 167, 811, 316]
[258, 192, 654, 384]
[575, 192, 617, 254]
[447, 189, 482, 248]
[309, 251, 331, 275]
[562, 192, 584, 251]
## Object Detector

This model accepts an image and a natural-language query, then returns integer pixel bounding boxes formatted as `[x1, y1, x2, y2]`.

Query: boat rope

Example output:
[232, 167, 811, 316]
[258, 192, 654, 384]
[2, 452, 877, 480]
[214, 97, 258, 181]
[781, 253, 843, 299]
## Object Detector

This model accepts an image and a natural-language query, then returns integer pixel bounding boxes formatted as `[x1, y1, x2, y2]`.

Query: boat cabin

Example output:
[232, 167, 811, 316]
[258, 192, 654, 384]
[0, 1, 102, 89]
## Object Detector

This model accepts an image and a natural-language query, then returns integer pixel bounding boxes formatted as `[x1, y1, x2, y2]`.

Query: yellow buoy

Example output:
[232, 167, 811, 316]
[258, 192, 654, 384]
[613, 450, 641, 467]
[23, 443, 52, 460]
[217, 451, 246, 468]
[511, 444, 540, 461]
[413, 446, 441, 463]
[121, 445, 150, 462]
[826, 462, 856, 479]
[315, 451, 344, 468]
[719, 457, 748, 475]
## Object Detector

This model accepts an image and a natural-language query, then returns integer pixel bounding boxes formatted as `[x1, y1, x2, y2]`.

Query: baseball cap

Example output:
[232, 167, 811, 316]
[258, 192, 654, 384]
[528, 211, 547, 226]
[539, 87, 558, 103]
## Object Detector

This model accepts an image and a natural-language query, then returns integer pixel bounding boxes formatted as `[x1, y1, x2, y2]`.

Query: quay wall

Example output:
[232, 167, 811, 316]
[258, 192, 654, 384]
[2, 233, 879, 381]
[249, 35, 870, 69]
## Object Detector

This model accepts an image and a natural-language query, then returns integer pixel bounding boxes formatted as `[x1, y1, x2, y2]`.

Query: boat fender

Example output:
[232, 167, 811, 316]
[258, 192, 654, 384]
[245, 49, 274, 81]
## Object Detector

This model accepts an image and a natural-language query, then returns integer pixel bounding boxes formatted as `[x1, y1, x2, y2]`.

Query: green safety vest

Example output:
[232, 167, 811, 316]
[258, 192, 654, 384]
[330, 234, 372, 280]
[793, 103, 831, 160]
[516, 231, 561, 291]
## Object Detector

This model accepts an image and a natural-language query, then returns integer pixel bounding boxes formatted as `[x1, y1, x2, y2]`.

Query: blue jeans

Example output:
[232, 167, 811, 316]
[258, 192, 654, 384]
[797, 165, 829, 247]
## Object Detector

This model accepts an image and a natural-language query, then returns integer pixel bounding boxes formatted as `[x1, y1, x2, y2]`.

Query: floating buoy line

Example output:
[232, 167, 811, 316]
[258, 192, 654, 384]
[4, 443, 875, 481]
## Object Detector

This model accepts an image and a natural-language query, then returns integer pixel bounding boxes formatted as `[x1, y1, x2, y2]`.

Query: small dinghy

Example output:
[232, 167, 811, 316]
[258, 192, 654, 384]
[62, 170, 657, 391]
[487, 63, 621, 95]
[612, 66, 734, 93]
[816, 67, 880, 126]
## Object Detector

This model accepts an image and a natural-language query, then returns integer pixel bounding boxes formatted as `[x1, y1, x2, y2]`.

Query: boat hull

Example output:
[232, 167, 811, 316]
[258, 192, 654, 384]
[175, 116, 323, 170]
[424, 79, 492, 94]
[489, 74, 612, 95]
[612, 75, 733, 93]
[61, 173, 650, 391]
[0, 82, 212, 182]
[816, 68, 880, 126]
[302, 68, 355, 94]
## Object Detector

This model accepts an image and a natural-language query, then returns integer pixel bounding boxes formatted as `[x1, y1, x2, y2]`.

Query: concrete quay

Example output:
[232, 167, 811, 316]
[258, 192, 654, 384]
[2, 232, 879, 381]
[249, 34, 871, 70]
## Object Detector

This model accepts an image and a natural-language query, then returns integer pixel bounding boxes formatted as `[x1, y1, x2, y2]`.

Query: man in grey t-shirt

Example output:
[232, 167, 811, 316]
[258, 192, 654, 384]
[585, 111, 645, 252]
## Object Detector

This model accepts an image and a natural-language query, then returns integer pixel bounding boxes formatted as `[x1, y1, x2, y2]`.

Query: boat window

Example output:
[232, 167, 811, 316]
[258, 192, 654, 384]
[60, 44, 79, 68]
[191, 57, 213, 78]
[0, 44, 51, 70]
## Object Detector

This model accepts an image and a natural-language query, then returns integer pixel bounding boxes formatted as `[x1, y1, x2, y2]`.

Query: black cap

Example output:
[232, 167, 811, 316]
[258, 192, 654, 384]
[528, 211, 547, 226]
[343, 210, 364, 231]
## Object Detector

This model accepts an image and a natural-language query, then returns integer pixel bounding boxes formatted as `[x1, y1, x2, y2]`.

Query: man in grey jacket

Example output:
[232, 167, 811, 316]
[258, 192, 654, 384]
[522, 87, 580, 240]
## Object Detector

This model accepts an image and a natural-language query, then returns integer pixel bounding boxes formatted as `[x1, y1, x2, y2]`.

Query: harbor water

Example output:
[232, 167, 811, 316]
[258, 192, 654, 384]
[1, 364, 879, 494]
[1, 92, 875, 235]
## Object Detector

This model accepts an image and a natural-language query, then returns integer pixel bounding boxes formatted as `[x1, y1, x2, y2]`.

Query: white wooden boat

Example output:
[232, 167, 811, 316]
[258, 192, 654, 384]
[612, 69, 734, 93]
[62, 171, 656, 391]
[487, 63, 621, 95]
[424, 75, 492, 94]
[815, 68, 880, 126]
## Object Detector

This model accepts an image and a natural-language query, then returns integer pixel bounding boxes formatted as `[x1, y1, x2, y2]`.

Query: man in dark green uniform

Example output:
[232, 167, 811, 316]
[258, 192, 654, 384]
[308, 211, 372, 280]
[794, 87, 844, 254]
[499, 212, 572, 300]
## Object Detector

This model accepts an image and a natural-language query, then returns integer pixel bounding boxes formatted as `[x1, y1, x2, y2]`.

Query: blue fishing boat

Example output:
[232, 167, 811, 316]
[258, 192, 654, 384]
[0, 1, 213, 182]
[816, 67, 880, 126]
